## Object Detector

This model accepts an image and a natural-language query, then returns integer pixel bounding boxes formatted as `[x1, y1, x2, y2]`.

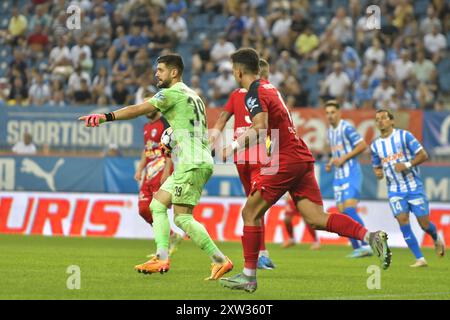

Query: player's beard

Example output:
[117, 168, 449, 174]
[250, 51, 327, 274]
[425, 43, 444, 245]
[157, 78, 171, 89]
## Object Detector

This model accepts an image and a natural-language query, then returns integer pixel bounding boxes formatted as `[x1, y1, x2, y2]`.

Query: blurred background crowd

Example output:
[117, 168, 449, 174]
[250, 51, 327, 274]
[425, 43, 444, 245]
[0, 0, 449, 111]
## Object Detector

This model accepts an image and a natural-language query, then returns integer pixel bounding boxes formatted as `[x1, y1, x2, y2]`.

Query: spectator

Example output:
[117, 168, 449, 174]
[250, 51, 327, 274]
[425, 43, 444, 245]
[112, 51, 134, 84]
[68, 66, 91, 95]
[91, 5, 112, 34]
[9, 50, 27, 82]
[92, 66, 112, 100]
[280, 76, 309, 107]
[71, 37, 92, 68]
[328, 7, 353, 44]
[28, 4, 51, 33]
[165, 11, 189, 43]
[210, 34, 236, 69]
[78, 51, 94, 75]
[88, 25, 112, 53]
[112, 80, 131, 105]
[225, 8, 247, 46]
[373, 78, 395, 109]
[8, 77, 28, 106]
[28, 73, 50, 106]
[412, 50, 437, 84]
[147, 23, 175, 56]
[364, 38, 385, 65]
[275, 51, 298, 75]
[49, 89, 66, 107]
[392, 0, 413, 29]
[49, 36, 73, 77]
[268, 63, 284, 88]
[192, 38, 214, 74]
[420, 5, 442, 35]
[353, 79, 374, 108]
[166, 0, 187, 16]
[295, 26, 319, 59]
[12, 133, 37, 155]
[73, 79, 93, 105]
[389, 50, 414, 82]
[127, 24, 148, 58]
[135, 75, 157, 104]
[133, 48, 153, 78]
[344, 58, 361, 83]
[8, 7, 28, 44]
[271, 9, 292, 49]
[190, 75, 205, 101]
[392, 81, 414, 109]
[415, 82, 435, 109]
[209, 62, 237, 103]
[27, 23, 49, 57]
[423, 25, 447, 61]
[321, 62, 351, 101]
[246, 7, 270, 41]
[108, 25, 130, 63]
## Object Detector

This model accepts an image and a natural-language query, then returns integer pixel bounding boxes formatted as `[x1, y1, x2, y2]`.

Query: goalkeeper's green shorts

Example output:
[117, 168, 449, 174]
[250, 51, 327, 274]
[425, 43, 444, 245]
[160, 167, 213, 206]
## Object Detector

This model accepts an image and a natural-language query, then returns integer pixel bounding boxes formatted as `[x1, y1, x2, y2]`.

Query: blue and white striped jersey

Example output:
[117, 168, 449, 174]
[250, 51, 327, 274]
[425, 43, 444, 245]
[327, 120, 363, 182]
[371, 129, 424, 194]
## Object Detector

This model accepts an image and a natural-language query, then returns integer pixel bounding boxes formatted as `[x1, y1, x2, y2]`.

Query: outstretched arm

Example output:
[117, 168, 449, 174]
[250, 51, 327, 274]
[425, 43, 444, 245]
[79, 101, 157, 127]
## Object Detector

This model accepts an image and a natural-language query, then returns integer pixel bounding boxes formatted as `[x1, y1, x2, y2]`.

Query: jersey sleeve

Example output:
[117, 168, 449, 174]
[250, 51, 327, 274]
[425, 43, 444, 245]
[147, 89, 172, 113]
[371, 142, 382, 167]
[245, 81, 267, 118]
[223, 92, 235, 114]
[405, 131, 423, 154]
[344, 124, 363, 147]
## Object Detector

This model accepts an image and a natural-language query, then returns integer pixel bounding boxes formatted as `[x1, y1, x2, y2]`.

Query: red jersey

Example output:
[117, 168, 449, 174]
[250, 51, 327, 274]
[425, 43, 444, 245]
[224, 88, 266, 164]
[143, 116, 170, 181]
[244, 79, 314, 167]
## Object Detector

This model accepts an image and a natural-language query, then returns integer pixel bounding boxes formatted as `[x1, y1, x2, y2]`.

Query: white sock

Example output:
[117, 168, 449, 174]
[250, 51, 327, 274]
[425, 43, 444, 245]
[157, 249, 169, 260]
[243, 268, 256, 277]
[258, 250, 269, 258]
[363, 231, 370, 243]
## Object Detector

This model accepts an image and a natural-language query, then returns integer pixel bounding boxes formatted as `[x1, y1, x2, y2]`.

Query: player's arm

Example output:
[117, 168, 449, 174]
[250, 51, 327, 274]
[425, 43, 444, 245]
[370, 143, 384, 179]
[221, 112, 268, 161]
[394, 132, 428, 172]
[333, 126, 367, 167]
[209, 110, 233, 146]
[79, 101, 157, 127]
[134, 149, 146, 182]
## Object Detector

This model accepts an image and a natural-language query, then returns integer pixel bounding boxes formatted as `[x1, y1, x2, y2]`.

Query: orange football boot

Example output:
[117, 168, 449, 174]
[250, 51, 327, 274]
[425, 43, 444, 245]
[135, 256, 170, 274]
[204, 256, 233, 280]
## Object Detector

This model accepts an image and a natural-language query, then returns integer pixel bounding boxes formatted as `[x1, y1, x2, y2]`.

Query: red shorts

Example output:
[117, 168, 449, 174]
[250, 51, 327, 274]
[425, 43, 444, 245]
[138, 172, 163, 206]
[250, 162, 323, 207]
[235, 163, 261, 196]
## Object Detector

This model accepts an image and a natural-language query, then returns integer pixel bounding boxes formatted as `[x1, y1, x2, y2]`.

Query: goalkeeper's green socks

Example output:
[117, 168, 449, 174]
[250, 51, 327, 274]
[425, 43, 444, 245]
[149, 199, 170, 260]
[174, 213, 226, 263]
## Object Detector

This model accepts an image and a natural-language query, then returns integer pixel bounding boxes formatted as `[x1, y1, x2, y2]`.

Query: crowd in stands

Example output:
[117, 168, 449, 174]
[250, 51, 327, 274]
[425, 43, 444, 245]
[0, 0, 449, 110]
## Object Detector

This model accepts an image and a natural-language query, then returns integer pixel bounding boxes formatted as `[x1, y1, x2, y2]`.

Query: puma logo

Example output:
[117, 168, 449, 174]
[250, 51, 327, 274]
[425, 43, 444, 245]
[21, 158, 65, 191]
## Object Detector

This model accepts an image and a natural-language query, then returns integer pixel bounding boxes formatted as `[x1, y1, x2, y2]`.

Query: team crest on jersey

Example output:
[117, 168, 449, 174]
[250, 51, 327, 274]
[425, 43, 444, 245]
[151, 128, 157, 137]
[246, 97, 259, 112]
[153, 91, 165, 101]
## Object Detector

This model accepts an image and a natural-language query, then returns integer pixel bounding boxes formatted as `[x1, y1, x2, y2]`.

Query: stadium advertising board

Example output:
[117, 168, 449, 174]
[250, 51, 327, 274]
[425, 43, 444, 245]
[1, 156, 449, 202]
[1, 192, 449, 248]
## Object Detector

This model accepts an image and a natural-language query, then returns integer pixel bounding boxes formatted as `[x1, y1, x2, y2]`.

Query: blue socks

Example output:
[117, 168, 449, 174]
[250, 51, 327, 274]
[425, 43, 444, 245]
[343, 207, 367, 248]
[424, 222, 438, 241]
[400, 224, 423, 259]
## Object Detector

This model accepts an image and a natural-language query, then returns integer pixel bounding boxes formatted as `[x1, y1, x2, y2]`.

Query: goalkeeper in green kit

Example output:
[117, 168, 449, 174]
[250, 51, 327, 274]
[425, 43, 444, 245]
[79, 54, 233, 280]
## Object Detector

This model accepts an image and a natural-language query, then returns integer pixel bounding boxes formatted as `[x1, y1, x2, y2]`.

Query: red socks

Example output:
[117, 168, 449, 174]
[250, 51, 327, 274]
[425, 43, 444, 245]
[326, 213, 367, 241]
[259, 218, 266, 251]
[242, 226, 263, 269]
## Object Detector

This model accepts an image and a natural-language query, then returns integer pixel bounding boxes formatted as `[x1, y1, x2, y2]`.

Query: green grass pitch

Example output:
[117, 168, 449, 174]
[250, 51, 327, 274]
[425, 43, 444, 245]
[0, 234, 449, 300]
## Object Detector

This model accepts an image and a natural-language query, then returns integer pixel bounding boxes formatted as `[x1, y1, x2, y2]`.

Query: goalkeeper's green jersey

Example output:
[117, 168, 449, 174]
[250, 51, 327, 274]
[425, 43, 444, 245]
[147, 82, 213, 171]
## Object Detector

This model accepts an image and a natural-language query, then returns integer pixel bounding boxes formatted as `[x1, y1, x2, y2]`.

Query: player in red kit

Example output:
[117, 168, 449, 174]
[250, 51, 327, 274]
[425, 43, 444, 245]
[210, 59, 275, 270]
[283, 195, 320, 250]
[219, 48, 391, 293]
[135, 109, 181, 256]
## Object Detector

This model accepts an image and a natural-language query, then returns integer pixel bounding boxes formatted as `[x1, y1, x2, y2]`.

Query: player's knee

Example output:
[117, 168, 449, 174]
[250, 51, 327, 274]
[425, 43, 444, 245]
[174, 213, 192, 229]
[396, 214, 409, 226]
[149, 198, 167, 215]
[304, 211, 328, 230]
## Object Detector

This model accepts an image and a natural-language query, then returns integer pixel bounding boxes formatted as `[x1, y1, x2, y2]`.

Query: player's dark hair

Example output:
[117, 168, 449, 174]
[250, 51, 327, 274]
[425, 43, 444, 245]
[231, 48, 260, 75]
[325, 100, 340, 109]
[157, 54, 184, 76]
[376, 109, 394, 120]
